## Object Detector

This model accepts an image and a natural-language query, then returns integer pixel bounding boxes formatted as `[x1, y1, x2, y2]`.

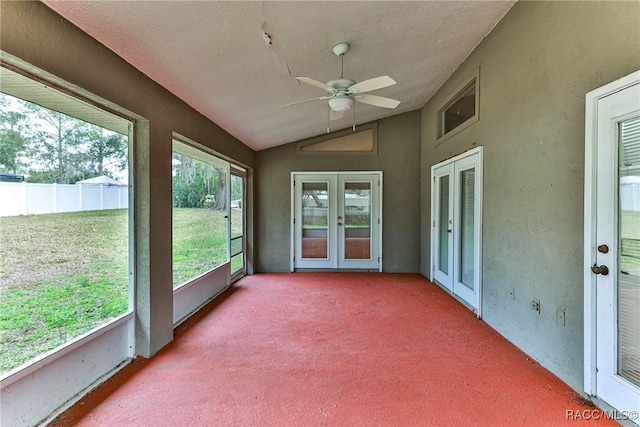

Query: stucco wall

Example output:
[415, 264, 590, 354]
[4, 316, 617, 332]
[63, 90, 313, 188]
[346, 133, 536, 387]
[420, 1, 640, 391]
[256, 111, 421, 272]
[1, 1, 255, 357]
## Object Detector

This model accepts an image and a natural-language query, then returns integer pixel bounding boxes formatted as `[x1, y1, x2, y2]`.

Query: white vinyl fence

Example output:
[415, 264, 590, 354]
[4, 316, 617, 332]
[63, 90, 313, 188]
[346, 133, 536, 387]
[0, 182, 128, 217]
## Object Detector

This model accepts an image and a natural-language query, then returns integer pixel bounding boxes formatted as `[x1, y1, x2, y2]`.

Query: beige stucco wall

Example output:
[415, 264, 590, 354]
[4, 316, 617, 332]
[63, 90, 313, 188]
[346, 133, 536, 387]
[1, 1, 255, 357]
[256, 111, 421, 272]
[420, 1, 640, 391]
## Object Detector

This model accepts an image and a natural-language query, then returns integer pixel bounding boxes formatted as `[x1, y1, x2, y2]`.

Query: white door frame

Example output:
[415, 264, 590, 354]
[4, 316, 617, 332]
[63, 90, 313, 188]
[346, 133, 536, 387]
[290, 171, 383, 272]
[584, 70, 640, 397]
[430, 146, 483, 317]
[432, 163, 454, 291]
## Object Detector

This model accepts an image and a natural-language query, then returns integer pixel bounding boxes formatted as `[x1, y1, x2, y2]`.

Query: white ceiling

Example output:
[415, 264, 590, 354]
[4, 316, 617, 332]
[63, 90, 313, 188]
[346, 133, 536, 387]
[42, 1, 515, 151]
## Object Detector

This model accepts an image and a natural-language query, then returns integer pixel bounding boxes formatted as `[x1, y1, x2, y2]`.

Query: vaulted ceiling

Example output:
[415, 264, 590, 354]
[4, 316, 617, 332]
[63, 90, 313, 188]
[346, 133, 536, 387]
[43, 1, 516, 151]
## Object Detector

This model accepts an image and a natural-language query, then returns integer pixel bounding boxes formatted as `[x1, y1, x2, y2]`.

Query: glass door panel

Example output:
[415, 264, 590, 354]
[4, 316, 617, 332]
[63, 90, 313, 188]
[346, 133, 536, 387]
[302, 182, 329, 259]
[438, 175, 451, 274]
[459, 168, 476, 290]
[343, 182, 372, 260]
[432, 164, 453, 291]
[618, 116, 640, 387]
[337, 174, 380, 270]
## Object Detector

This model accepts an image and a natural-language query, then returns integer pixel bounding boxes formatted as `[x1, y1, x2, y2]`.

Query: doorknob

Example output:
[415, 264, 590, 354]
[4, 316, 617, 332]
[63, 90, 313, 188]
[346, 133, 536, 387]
[591, 264, 609, 275]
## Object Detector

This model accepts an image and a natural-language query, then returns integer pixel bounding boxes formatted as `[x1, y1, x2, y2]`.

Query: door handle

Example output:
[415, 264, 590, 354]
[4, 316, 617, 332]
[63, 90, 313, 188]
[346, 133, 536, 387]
[338, 223, 343, 226]
[591, 264, 609, 275]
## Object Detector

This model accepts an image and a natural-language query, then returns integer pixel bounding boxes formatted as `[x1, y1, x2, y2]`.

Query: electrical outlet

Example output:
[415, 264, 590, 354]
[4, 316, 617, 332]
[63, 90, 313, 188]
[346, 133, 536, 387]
[557, 309, 565, 326]
[531, 299, 541, 314]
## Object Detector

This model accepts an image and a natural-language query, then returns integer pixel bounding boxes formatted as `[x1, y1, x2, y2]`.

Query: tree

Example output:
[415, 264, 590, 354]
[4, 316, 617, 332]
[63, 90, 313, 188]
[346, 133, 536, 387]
[0, 94, 128, 183]
[84, 127, 127, 176]
[0, 111, 28, 174]
[171, 153, 227, 210]
[210, 167, 226, 211]
[0, 95, 30, 174]
[23, 104, 82, 184]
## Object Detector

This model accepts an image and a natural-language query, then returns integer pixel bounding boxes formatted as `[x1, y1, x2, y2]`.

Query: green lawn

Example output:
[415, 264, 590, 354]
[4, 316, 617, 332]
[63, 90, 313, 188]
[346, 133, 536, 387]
[0, 208, 238, 373]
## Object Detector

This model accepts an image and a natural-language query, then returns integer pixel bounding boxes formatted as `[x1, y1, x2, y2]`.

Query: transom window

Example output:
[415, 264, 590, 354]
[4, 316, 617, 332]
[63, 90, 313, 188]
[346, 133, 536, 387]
[437, 72, 479, 141]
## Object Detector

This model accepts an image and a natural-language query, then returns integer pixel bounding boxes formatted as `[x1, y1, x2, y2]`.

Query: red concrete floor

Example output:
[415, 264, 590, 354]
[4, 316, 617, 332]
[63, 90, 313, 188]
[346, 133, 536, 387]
[51, 273, 616, 426]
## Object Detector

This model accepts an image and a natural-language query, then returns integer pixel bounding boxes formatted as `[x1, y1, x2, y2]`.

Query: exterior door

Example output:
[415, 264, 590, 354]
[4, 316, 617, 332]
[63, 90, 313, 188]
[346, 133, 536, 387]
[337, 174, 380, 269]
[586, 73, 640, 415]
[294, 174, 337, 269]
[431, 147, 483, 314]
[293, 172, 381, 270]
[433, 164, 453, 290]
[229, 170, 245, 280]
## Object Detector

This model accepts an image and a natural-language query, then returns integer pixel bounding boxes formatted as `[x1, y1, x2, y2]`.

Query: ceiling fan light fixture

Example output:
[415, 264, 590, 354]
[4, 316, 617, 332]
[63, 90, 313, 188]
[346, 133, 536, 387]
[328, 96, 353, 112]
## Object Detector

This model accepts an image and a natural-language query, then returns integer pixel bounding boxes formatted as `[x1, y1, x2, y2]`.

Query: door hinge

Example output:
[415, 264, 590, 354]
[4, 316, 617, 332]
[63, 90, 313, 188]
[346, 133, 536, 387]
[378, 256, 381, 263]
[293, 257, 295, 262]
[293, 218, 295, 224]
[378, 180, 380, 186]
[433, 220, 435, 227]
[378, 218, 380, 224]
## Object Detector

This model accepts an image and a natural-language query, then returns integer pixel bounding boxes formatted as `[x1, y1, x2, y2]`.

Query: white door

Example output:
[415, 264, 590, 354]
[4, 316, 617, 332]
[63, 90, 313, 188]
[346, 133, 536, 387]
[587, 75, 640, 415]
[293, 172, 381, 270]
[433, 163, 453, 290]
[294, 174, 337, 269]
[431, 147, 483, 314]
[337, 174, 380, 270]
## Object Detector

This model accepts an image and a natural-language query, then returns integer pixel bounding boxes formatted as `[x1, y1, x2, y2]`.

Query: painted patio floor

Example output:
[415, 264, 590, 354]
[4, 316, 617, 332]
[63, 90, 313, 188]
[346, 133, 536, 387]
[51, 273, 616, 426]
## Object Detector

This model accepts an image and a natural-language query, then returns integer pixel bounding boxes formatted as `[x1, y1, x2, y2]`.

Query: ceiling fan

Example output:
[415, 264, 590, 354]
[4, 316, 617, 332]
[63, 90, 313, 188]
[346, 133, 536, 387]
[282, 42, 400, 122]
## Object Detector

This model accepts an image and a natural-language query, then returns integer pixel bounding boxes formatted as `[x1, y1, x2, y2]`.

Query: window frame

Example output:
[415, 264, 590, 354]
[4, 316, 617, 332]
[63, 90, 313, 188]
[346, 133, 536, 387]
[436, 68, 480, 144]
[0, 57, 141, 426]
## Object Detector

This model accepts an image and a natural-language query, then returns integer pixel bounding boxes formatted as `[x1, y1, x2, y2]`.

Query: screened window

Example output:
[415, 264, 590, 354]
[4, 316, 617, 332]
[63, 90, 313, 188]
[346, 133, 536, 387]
[0, 73, 132, 374]
[172, 141, 230, 287]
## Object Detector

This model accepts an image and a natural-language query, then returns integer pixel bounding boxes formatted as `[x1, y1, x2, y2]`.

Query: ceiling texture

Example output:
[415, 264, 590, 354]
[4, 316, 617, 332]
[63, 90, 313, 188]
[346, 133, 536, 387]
[43, 1, 516, 151]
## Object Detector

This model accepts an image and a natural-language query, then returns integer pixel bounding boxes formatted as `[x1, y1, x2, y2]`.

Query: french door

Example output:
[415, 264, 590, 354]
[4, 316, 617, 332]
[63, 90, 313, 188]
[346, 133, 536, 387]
[585, 71, 640, 415]
[292, 172, 381, 270]
[431, 147, 483, 314]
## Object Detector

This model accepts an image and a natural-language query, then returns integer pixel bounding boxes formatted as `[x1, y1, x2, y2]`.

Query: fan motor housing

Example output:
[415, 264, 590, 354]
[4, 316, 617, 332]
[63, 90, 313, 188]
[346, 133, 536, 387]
[327, 79, 355, 92]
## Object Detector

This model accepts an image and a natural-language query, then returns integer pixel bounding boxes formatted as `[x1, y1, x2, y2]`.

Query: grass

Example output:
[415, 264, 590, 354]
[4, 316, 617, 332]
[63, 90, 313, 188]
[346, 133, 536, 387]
[0, 207, 241, 374]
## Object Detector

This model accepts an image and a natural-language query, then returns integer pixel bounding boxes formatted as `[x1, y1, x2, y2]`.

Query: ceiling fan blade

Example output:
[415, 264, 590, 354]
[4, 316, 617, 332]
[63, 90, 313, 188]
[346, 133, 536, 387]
[281, 96, 329, 108]
[296, 77, 333, 91]
[330, 109, 344, 121]
[348, 76, 396, 94]
[355, 94, 401, 109]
